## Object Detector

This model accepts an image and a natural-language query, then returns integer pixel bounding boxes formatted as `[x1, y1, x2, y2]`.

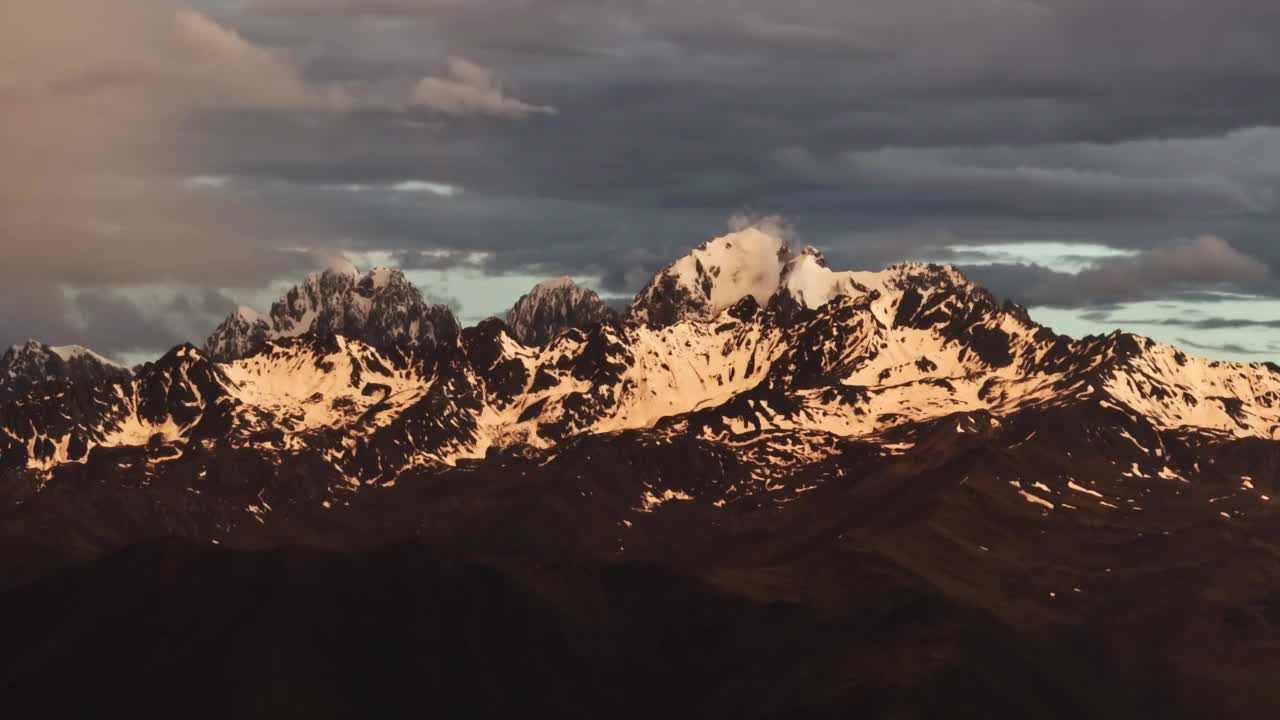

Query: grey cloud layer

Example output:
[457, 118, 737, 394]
[963, 236, 1271, 308]
[4, 0, 1280, 358]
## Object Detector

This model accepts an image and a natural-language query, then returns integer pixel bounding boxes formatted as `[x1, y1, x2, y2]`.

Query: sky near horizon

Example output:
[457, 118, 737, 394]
[4, 1, 1280, 364]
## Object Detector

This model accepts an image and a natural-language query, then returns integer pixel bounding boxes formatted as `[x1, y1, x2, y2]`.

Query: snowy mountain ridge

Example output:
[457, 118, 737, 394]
[7, 224, 1280, 485]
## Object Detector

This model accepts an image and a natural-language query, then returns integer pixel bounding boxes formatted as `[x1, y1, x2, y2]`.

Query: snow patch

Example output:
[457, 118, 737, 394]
[1020, 490, 1055, 510]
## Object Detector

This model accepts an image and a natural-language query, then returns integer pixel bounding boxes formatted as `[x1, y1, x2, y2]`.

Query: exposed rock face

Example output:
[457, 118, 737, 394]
[203, 264, 460, 362]
[203, 307, 271, 364]
[505, 276, 615, 347]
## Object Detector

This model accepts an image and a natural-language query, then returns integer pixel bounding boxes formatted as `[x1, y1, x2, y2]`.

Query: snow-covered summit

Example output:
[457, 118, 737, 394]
[1, 340, 131, 393]
[629, 224, 998, 331]
[628, 226, 962, 327]
[230, 305, 262, 323]
[47, 344, 123, 368]
[5, 340, 127, 370]
[780, 247, 871, 310]
[532, 276, 578, 292]
[322, 256, 360, 278]
[630, 226, 792, 327]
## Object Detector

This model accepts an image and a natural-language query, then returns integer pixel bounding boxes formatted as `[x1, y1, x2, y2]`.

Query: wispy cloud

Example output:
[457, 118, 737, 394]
[410, 57, 556, 119]
[390, 180, 463, 196]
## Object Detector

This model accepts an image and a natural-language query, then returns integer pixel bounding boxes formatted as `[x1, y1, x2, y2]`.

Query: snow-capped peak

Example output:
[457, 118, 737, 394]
[8, 339, 44, 357]
[781, 247, 870, 309]
[231, 305, 262, 323]
[322, 256, 360, 278]
[7, 340, 123, 370]
[630, 226, 792, 327]
[48, 344, 125, 369]
[533, 276, 577, 292]
[1, 339, 131, 391]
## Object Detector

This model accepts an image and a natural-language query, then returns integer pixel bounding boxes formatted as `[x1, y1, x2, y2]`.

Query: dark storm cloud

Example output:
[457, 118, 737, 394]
[7, 0, 1280, 359]
[0, 281, 197, 359]
[68, 290, 191, 356]
[200, 1, 1280, 268]
[236, 0, 1280, 142]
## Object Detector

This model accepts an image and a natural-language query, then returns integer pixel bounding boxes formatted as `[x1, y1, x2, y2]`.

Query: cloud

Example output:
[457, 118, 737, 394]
[0, 3, 371, 356]
[172, 10, 347, 111]
[963, 236, 1270, 308]
[933, 242, 1140, 274]
[6, 0, 1280, 362]
[1120, 235, 1267, 283]
[1063, 235, 1269, 303]
[727, 212, 796, 243]
[1176, 338, 1275, 357]
[410, 57, 556, 118]
[390, 180, 463, 196]
[184, 175, 234, 190]
[1124, 317, 1280, 330]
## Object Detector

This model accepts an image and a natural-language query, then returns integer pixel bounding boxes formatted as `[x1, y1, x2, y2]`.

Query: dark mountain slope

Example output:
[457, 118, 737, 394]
[0, 539, 1142, 720]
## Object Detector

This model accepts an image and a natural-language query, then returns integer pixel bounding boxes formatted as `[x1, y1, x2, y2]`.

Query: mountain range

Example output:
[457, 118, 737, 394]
[4, 225, 1280, 718]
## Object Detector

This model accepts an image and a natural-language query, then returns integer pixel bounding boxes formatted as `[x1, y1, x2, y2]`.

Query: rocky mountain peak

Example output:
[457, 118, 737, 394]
[629, 226, 794, 328]
[204, 265, 460, 362]
[0, 340, 130, 395]
[205, 309, 272, 364]
[505, 276, 614, 346]
[625, 228, 998, 330]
